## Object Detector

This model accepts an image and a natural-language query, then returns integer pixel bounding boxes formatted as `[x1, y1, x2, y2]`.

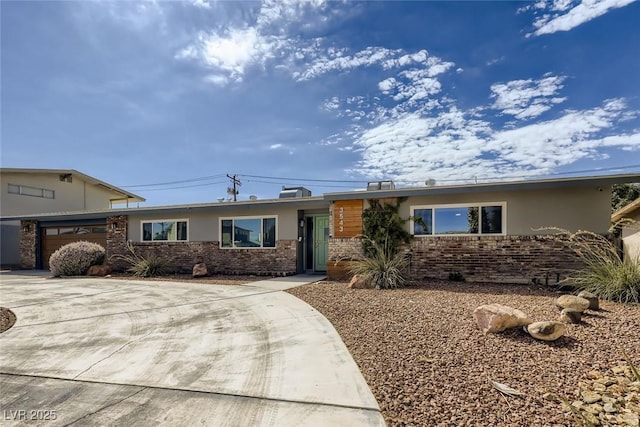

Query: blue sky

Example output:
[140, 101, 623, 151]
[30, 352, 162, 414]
[2, 0, 639, 207]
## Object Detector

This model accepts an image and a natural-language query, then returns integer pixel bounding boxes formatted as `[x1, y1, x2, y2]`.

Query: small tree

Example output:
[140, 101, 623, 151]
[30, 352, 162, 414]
[361, 198, 412, 257]
[352, 198, 414, 289]
[612, 183, 640, 212]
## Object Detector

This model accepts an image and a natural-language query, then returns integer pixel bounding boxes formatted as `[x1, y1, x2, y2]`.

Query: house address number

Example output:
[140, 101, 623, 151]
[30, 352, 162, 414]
[333, 200, 363, 238]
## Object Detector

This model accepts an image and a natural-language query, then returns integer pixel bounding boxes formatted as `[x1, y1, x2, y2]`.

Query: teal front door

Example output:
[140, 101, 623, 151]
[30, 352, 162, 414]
[313, 215, 329, 272]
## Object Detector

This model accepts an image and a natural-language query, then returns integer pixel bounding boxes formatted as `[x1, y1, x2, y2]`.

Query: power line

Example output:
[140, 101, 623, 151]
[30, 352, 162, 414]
[131, 180, 228, 191]
[121, 174, 227, 188]
[238, 174, 368, 183]
[119, 163, 640, 193]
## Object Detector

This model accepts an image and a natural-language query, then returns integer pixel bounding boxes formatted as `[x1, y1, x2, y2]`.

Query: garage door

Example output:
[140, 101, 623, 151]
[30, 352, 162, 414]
[42, 225, 107, 269]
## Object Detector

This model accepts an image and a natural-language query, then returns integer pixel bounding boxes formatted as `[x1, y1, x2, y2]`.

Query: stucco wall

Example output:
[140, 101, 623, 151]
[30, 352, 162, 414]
[126, 206, 300, 242]
[397, 185, 611, 235]
[1, 172, 117, 215]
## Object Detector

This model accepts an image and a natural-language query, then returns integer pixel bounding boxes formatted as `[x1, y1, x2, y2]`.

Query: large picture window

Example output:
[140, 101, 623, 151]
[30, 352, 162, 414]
[220, 216, 277, 248]
[411, 203, 505, 236]
[142, 220, 188, 242]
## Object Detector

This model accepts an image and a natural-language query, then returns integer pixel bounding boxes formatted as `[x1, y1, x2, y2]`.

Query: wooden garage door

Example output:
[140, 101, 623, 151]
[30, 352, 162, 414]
[42, 226, 107, 269]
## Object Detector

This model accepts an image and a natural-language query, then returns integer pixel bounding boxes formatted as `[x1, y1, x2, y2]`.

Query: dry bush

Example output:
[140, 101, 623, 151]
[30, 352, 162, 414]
[539, 223, 640, 304]
[49, 241, 105, 277]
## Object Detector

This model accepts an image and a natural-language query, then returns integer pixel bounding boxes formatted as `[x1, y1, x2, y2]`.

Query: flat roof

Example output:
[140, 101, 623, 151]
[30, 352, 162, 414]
[325, 173, 640, 201]
[2, 172, 639, 222]
[1, 196, 328, 221]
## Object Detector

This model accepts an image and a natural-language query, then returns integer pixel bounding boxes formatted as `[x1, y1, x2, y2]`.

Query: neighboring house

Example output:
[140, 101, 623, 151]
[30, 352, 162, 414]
[611, 197, 640, 261]
[7, 173, 640, 283]
[0, 168, 144, 268]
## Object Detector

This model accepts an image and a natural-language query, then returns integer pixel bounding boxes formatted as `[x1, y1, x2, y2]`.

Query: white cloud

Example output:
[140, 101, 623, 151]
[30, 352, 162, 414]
[529, 0, 637, 36]
[191, 0, 212, 9]
[269, 143, 284, 149]
[176, 0, 328, 84]
[257, 0, 327, 29]
[203, 74, 229, 86]
[490, 74, 567, 120]
[349, 98, 639, 182]
[322, 97, 341, 111]
[295, 47, 400, 81]
[176, 28, 280, 82]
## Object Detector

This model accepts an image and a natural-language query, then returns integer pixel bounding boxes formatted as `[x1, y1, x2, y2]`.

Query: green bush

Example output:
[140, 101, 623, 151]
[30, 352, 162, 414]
[349, 238, 410, 289]
[109, 242, 169, 277]
[361, 198, 412, 258]
[49, 241, 105, 277]
[541, 226, 640, 304]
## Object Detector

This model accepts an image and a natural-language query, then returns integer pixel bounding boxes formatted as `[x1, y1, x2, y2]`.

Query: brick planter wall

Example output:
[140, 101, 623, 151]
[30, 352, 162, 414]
[328, 237, 364, 262]
[212, 240, 297, 276]
[110, 239, 298, 276]
[19, 220, 37, 269]
[408, 235, 582, 284]
[326, 235, 583, 284]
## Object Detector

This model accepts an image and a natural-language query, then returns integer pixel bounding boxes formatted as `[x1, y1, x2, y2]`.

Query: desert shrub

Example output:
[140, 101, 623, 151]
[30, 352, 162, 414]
[448, 271, 465, 282]
[349, 238, 410, 289]
[109, 242, 169, 277]
[49, 241, 105, 277]
[361, 198, 412, 258]
[540, 226, 640, 304]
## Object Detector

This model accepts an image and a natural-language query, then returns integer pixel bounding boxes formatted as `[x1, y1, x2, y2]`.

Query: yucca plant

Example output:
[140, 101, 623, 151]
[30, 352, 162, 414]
[540, 225, 640, 304]
[348, 237, 410, 289]
[109, 242, 169, 277]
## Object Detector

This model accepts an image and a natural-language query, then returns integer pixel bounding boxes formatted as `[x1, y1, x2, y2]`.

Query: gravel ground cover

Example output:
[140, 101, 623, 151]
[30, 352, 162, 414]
[0, 307, 16, 333]
[288, 281, 640, 426]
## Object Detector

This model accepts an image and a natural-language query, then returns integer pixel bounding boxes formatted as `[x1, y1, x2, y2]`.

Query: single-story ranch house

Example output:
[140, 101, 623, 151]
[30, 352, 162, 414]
[7, 173, 640, 283]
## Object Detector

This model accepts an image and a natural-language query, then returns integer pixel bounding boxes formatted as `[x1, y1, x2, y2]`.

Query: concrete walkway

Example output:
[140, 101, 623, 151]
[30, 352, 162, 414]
[0, 272, 384, 426]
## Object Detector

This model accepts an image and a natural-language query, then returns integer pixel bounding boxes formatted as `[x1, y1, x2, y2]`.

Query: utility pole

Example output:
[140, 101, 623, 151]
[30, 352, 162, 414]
[226, 174, 241, 201]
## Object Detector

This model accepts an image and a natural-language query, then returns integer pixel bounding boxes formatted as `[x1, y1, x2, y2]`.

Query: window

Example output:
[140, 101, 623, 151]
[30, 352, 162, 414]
[411, 203, 505, 236]
[8, 183, 54, 199]
[220, 216, 277, 248]
[141, 220, 188, 242]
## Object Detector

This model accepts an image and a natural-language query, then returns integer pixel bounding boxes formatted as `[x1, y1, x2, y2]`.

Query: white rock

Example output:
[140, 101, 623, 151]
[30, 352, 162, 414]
[473, 304, 532, 334]
[527, 321, 566, 341]
[556, 295, 590, 312]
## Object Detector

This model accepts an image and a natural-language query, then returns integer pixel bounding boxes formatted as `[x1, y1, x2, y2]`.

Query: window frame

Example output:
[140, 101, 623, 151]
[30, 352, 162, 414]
[219, 215, 278, 249]
[410, 202, 506, 236]
[140, 219, 189, 242]
[8, 183, 55, 199]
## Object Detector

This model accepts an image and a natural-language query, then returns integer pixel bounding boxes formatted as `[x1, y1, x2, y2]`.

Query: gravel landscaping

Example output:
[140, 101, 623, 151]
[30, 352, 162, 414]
[288, 281, 640, 426]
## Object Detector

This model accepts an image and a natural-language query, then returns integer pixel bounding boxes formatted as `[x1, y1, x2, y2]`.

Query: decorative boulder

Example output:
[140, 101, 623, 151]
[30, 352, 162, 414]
[577, 291, 600, 310]
[87, 265, 112, 276]
[527, 321, 566, 341]
[555, 295, 590, 312]
[348, 274, 369, 289]
[559, 308, 582, 324]
[192, 263, 209, 278]
[473, 304, 532, 334]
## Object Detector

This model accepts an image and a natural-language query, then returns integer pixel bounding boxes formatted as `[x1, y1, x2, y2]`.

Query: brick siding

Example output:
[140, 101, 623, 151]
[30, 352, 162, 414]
[327, 235, 583, 284]
[109, 238, 298, 276]
[19, 220, 37, 269]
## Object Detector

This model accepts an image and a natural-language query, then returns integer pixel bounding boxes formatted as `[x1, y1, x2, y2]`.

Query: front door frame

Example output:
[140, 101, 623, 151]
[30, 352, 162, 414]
[304, 213, 329, 273]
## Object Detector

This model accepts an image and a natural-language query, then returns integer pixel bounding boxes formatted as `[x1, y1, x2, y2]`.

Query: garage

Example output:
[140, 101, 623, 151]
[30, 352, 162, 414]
[41, 224, 107, 269]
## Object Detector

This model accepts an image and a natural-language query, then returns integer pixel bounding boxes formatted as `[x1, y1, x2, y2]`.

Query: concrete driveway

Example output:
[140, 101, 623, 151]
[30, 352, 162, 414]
[0, 272, 384, 426]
